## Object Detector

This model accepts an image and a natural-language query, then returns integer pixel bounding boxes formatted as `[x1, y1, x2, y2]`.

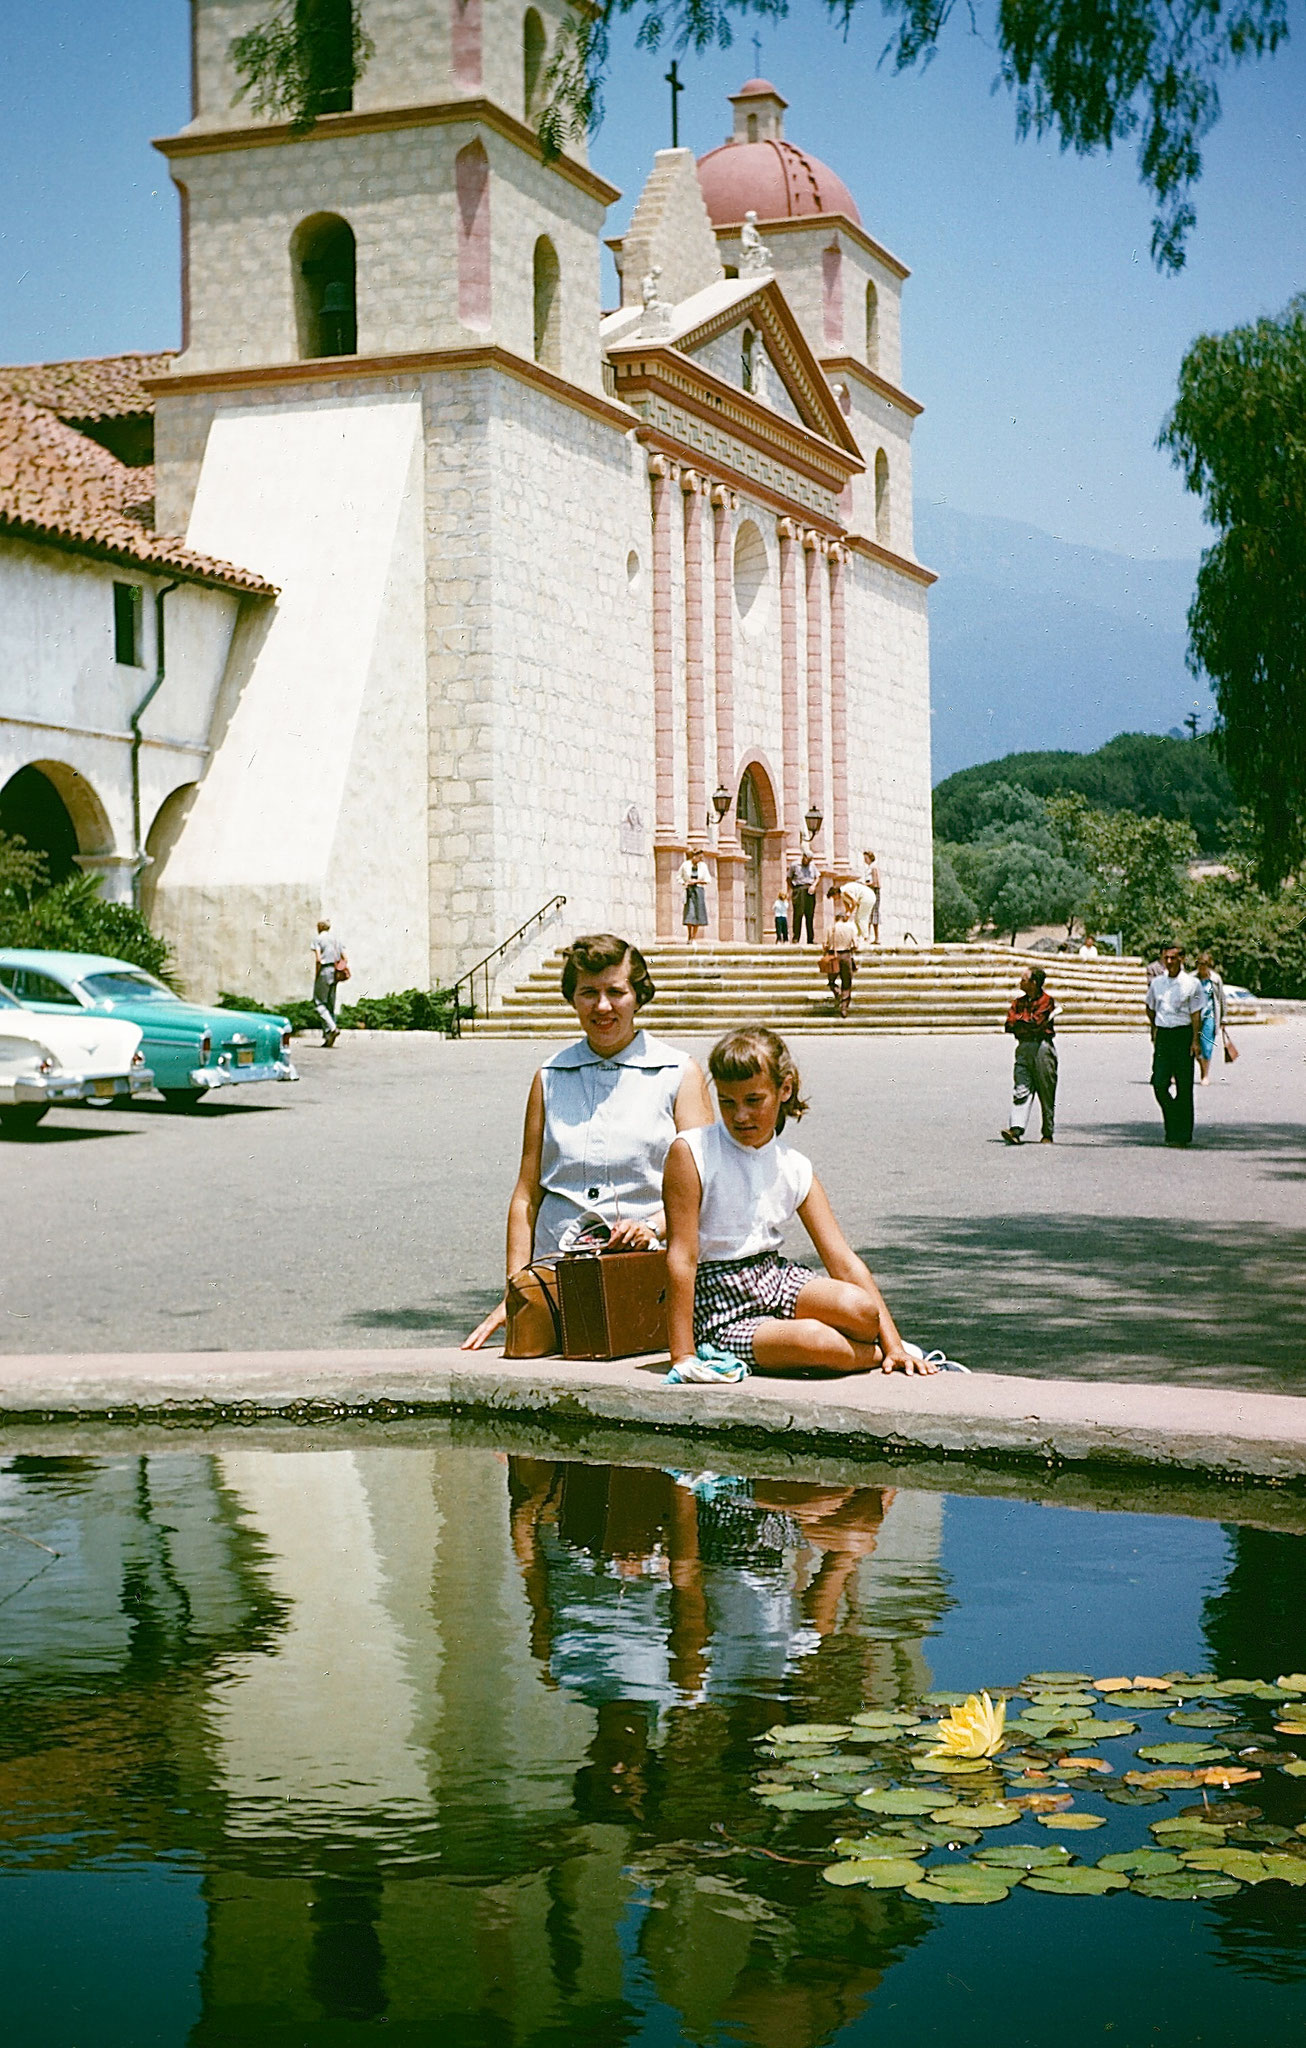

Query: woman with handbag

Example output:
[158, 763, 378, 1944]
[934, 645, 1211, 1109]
[1194, 950, 1226, 1084]
[462, 933, 713, 1351]
[820, 892, 858, 1018]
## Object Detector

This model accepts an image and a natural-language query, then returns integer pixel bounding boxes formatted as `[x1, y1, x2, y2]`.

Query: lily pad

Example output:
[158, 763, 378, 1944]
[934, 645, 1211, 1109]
[1273, 1721, 1306, 1737]
[913, 1755, 997, 1775]
[974, 1840, 1073, 1870]
[811, 1774, 884, 1795]
[855, 1787, 945, 1815]
[1023, 1866, 1128, 1895]
[904, 1863, 1012, 1903]
[1133, 1871, 1241, 1900]
[1125, 1769, 1205, 1789]
[1098, 1850, 1183, 1875]
[1038, 1811, 1106, 1831]
[755, 1788, 846, 1810]
[1078, 1719, 1140, 1740]
[920, 1691, 972, 1708]
[1184, 1850, 1306, 1887]
[822, 1857, 923, 1888]
[1168, 1708, 1239, 1728]
[1281, 1760, 1306, 1778]
[1277, 1674, 1306, 1694]
[846, 1728, 908, 1745]
[1103, 1690, 1181, 1711]
[1030, 1689, 1098, 1708]
[929, 1802, 1021, 1829]
[766, 1723, 852, 1744]
[1026, 1671, 1094, 1686]
[1103, 1786, 1165, 1806]
[851, 1709, 920, 1728]
[1136, 1741, 1230, 1764]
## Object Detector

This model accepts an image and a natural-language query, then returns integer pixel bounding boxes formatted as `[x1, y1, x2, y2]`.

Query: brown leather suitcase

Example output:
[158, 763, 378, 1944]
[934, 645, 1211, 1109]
[556, 1248, 669, 1360]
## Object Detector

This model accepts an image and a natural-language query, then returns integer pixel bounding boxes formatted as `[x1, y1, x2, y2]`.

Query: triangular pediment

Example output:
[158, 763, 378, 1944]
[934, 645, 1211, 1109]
[674, 278, 859, 455]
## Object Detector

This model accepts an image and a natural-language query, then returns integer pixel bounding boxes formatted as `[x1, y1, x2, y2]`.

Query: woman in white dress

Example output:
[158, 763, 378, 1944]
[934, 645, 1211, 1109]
[678, 853, 710, 941]
[462, 934, 713, 1348]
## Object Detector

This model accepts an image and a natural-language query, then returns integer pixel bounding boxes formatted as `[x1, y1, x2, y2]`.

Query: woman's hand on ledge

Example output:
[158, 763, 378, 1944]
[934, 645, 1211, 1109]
[462, 1298, 507, 1350]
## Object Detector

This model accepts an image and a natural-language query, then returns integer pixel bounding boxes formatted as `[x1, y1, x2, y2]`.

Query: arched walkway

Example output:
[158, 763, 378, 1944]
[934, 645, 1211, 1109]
[139, 781, 199, 924]
[0, 761, 112, 884]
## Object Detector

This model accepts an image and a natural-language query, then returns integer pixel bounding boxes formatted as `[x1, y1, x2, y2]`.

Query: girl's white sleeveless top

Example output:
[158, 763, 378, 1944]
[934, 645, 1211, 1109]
[679, 1121, 813, 1262]
[535, 1030, 692, 1256]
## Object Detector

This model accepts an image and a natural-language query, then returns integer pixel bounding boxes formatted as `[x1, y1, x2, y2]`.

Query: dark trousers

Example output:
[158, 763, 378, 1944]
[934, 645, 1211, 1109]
[1151, 1026, 1196, 1144]
[1013, 1038, 1058, 1140]
[790, 889, 815, 943]
[774, 912, 788, 942]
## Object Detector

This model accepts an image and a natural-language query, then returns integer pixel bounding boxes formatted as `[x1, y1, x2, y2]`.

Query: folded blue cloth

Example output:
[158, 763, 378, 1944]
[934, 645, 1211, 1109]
[665, 1342, 751, 1384]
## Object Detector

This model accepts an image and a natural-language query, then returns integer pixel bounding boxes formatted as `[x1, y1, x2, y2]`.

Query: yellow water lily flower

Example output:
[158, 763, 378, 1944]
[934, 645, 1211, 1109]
[927, 1691, 1006, 1760]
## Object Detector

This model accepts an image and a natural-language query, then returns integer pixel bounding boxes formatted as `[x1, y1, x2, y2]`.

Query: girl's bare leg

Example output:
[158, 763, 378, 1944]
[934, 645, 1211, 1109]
[750, 1316, 882, 1374]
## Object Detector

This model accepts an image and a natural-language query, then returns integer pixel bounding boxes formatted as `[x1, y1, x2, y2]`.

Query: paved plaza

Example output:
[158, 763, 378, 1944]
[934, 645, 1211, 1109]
[2, 1021, 1303, 1389]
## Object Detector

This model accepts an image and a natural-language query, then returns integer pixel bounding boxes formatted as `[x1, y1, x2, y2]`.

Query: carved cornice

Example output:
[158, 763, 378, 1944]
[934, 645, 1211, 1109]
[667, 280, 861, 456]
[639, 425, 843, 534]
[820, 355, 924, 420]
[144, 345, 635, 432]
[713, 212, 909, 281]
[610, 348, 858, 496]
[845, 532, 937, 587]
[154, 97, 620, 207]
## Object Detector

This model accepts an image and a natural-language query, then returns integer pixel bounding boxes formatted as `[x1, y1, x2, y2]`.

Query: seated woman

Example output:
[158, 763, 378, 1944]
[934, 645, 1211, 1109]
[462, 934, 713, 1349]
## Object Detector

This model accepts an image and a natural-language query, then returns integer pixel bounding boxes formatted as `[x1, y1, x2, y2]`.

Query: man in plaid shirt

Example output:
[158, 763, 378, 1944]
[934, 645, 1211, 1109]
[1001, 966, 1058, 1145]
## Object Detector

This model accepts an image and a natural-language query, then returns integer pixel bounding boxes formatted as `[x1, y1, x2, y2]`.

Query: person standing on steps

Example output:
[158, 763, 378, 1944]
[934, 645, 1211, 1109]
[1146, 942, 1204, 1145]
[772, 891, 789, 943]
[1001, 965, 1058, 1144]
[311, 919, 348, 1047]
[823, 892, 858, 1018]
[787, 841, 820, 945]
[861, 850, 881, 944]
[679, 851, 710, 942]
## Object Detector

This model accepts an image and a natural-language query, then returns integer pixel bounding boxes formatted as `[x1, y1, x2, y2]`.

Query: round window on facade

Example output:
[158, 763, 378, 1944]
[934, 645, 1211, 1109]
[733, 519, 768, 626]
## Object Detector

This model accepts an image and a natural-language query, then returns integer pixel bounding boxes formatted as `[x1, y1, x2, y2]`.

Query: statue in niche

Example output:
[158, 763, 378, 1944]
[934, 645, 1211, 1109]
[739, 210, 772, 277]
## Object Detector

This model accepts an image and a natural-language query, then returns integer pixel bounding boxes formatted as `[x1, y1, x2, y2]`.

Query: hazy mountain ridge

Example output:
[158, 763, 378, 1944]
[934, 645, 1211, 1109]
[918, 503, 1211, 781]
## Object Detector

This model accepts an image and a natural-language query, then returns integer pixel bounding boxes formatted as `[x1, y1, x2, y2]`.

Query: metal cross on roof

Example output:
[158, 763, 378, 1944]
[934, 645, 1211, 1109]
[665, 58, 683, 147]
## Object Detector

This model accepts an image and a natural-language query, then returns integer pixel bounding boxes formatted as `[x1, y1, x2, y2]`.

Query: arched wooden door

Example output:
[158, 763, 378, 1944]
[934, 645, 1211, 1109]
[737, 769, 767, 942]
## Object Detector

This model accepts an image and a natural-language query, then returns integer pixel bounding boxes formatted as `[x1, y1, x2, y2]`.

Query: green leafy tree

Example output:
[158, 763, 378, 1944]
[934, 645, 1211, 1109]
[0, 829, 47, 909]
[946, 830, 1090, 942]
[933, 847, 977, 939]
[1161, 294, 1306, 886]
[1046, 792, 1197, 948]
[230, 0, 1291, 265]
[933, 733, 1236, 853]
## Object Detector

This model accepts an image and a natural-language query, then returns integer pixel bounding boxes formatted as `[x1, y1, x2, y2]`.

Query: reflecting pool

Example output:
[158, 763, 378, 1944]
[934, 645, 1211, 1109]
[0, 1437, 1304, 2047]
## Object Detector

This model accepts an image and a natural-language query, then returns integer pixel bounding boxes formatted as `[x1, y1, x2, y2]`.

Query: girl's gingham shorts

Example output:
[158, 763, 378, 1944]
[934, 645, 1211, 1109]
[693, 1251, 813, 1363]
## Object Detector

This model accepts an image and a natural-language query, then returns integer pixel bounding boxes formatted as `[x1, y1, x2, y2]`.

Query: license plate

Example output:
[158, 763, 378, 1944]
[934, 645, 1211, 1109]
[93, 1078, 117, 1099]
[236, 1046, 254, 1066]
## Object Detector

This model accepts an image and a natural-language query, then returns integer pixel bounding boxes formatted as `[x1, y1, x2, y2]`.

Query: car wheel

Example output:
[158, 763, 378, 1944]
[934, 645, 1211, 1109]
[0, 1104, 51, 1135]
[160, 1088, 208, 1112]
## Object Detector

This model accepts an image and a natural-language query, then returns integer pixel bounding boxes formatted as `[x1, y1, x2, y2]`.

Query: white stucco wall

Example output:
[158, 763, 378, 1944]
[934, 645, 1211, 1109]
[153, 389, 431, 1003]
[842, 551, 934, 940]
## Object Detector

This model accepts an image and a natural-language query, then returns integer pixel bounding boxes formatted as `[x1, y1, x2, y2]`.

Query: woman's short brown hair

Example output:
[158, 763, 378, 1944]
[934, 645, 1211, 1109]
[708, 1026, 808, 1130]
[560, 934, 655, 1009]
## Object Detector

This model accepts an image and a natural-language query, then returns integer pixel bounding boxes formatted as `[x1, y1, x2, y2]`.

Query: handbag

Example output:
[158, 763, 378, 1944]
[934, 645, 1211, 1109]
[504, 1261, 562, 1357]
[818, 948, 838, 977]
[334, 957, 351, 984]
[1223, 1031, 1239, 1064]
[556, 1246, 669, 1360]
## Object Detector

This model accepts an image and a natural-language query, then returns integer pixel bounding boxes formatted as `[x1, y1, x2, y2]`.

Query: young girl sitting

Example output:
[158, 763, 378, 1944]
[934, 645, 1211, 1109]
[663, 1026, 940, 1379]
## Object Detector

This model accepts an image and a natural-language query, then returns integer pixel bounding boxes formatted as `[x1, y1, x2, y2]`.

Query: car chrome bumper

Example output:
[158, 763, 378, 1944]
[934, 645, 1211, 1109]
[188, 1058, 300, 1089]
[11, 1068, 154, 1105]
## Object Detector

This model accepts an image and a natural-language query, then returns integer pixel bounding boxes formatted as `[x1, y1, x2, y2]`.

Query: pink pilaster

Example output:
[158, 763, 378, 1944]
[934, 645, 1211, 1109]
[650, 457, 677, 936]
[778, 520, 801, 856]
[682, 472, 706, 851]
[711, 484, 741, 939]
[829, 545, 849, 869]
[804, 531, 826, 853]
[451, 0, 483, 90]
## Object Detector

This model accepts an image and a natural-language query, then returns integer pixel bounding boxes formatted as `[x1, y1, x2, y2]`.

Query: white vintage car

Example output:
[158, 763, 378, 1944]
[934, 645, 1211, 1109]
[0, 980, 152, 1134]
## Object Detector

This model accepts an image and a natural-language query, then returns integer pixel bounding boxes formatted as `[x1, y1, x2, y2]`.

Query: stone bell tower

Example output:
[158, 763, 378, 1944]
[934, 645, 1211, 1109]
[145, 0, 656, 1003]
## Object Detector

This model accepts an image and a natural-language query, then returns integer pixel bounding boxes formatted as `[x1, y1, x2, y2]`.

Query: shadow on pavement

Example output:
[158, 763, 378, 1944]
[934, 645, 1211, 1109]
[0, 1122, 132, 1145]
[868, 1212, 1306, 1390]
[345, 1291, 496, 1344]
[1082, 1120, 1306, 1168]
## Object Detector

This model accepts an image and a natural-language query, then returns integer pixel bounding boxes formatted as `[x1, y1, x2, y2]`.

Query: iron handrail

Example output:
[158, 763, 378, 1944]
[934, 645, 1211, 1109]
[449, 894, 567, 1035]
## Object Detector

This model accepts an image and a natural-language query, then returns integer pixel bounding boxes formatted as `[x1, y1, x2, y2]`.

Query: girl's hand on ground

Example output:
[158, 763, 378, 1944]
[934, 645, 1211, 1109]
[461, 1298, 507, 1350]
[883, 1347, 939, 1375]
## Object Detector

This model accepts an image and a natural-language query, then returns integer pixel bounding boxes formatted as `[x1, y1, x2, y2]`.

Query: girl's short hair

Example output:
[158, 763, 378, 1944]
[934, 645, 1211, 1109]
[560, 934, 655, 1009]
[708, 1026, 808, 1130]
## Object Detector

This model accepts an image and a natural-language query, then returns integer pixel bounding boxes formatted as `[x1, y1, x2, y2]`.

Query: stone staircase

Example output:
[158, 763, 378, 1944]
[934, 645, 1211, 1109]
[470, 942, 1159, 1037]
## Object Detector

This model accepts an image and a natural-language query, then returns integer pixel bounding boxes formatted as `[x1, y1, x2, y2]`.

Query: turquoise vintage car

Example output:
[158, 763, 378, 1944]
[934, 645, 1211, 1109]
[0, 950, 298, 1110]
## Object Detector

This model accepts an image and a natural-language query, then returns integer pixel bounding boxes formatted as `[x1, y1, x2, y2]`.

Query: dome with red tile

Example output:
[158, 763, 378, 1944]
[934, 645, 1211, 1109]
[696, 80, 861, 228]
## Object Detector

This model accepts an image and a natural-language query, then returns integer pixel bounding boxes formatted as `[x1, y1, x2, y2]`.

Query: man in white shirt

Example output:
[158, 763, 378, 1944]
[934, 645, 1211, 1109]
[1145, 942, 1204, 1145]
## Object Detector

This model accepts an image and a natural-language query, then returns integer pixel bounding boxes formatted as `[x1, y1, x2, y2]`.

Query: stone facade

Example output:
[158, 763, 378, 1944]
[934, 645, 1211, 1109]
[1, 3, 934, 1004]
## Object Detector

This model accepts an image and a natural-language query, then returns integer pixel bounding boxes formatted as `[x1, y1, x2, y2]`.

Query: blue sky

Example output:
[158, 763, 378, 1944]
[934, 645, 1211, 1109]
[3, 1, 1303, 559]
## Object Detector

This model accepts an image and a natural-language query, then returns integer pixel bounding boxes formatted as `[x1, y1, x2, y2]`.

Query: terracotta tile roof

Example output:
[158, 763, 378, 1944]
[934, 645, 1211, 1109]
[0, 351, 176, 422]
[0, 392, 276, 594]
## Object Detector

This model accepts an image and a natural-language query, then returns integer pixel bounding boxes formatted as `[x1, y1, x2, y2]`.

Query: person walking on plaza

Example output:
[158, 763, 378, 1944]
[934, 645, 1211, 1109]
[1194, 949, 1227, 1085]
[679, 852, 710, 942]
[1001, 965, 1058, 1144]
[311, 919, 348, 1047]
[772, 892, 789, 943]
[787, 842, 820, 944]
[1146, 943, 1204, 1144]
[861, 850, 881, 944]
